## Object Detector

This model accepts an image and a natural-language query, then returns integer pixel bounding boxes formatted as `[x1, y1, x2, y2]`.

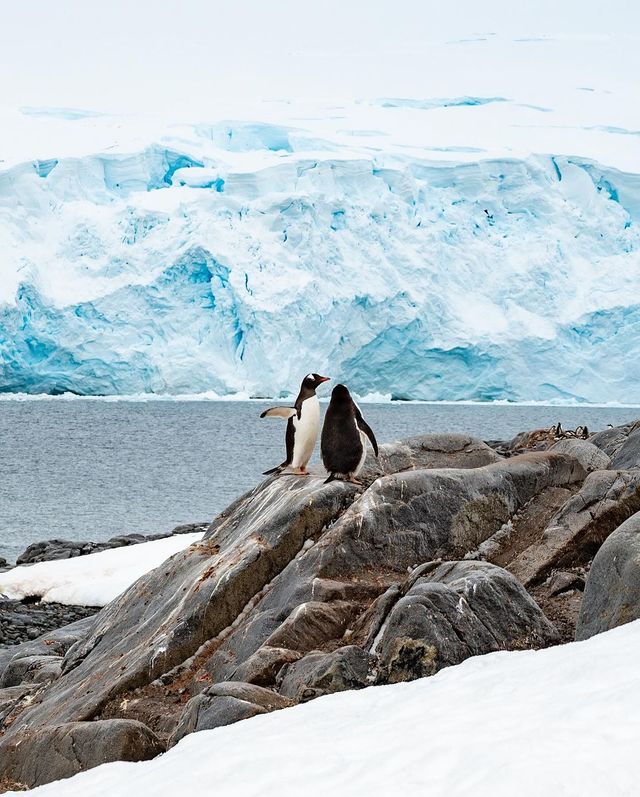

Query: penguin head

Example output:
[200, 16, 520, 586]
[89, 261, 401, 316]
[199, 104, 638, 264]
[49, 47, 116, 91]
[330, 383, 352, 403]
[302, 373, 330, 392]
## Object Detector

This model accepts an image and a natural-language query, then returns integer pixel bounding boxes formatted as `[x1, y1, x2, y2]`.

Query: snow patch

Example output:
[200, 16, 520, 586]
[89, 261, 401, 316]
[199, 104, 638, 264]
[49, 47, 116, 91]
[22, 619, 640, 796]
[0, 533, 204, 607]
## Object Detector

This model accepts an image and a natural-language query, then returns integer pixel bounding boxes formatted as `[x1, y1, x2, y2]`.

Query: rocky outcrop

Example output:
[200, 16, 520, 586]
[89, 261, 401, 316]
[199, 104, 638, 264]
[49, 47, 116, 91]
[576, 512, 640, 640]
[590, 420, 640, 469]
[371, 561, 558, 684]
[1, 424, 639, 789]
[508, 469, 640, 587]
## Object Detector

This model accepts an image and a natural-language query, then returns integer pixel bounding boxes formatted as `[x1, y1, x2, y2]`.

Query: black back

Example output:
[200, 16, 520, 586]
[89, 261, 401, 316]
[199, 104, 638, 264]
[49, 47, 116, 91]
[321, 384, 364, 475]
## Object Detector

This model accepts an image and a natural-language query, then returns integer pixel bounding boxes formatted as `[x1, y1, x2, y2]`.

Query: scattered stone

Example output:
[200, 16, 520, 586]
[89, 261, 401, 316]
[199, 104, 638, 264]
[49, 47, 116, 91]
[14, 522, 209, 566]
[1, 655, 63, 688]
[0, 599, 99, 649]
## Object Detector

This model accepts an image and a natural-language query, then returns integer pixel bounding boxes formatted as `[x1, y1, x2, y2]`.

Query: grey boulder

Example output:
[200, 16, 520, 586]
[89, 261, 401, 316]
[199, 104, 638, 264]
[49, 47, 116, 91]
[373, 561, 558, 683]
[1, 719, 164, 789]
[576, 512, 640, 640]
[170, 682, 292, 745]
[278, 645, 372, 701]
[0, 654, 63, 688]
[550, 439, 611, 472]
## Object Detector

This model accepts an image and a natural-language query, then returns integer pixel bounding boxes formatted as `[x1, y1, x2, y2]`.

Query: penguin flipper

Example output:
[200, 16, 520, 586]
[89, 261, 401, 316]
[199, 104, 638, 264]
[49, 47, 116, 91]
[324, 473, 339, 485]
[354, 407, 379, 456]
[260, 406, 297, 419]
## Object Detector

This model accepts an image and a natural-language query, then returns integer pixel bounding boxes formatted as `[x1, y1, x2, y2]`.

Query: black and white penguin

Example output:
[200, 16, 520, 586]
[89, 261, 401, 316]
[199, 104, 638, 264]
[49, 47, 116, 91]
[260, 373, 330, 475]
[321, 384, 378, 484]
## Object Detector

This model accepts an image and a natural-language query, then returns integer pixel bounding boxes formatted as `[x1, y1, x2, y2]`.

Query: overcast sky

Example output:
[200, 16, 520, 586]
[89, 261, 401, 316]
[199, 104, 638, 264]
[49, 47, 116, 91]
[2, 0, 638, 113]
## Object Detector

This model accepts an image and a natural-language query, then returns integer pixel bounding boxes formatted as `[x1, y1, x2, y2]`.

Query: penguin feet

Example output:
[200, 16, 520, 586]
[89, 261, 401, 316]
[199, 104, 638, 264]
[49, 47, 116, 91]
[290, 466, 310, 476]
[347, 476, 364, 485]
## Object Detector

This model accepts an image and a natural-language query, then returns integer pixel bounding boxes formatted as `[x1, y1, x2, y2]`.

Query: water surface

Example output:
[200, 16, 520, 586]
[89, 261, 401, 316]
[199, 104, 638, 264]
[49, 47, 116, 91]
[0, 399, 636, 563]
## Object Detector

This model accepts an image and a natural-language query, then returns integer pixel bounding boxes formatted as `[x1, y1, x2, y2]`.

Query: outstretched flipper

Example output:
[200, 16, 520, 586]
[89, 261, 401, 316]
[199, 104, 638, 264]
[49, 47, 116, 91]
[354, 406, 379, 456]
[260, 406, 297, 419]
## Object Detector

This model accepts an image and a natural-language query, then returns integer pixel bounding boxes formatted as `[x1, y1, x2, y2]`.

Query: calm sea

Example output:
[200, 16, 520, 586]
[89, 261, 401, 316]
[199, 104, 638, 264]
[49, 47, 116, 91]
[0, 398, 637, 563]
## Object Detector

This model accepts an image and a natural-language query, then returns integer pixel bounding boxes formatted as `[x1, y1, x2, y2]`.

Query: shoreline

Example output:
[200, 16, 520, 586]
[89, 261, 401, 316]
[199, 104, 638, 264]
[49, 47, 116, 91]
[1, 392, 640, 408]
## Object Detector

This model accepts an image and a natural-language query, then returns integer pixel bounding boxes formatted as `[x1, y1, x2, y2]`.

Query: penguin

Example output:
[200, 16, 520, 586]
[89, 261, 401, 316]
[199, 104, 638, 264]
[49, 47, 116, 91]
[260, 373, 330, 476]
[321, 384, 378, 484]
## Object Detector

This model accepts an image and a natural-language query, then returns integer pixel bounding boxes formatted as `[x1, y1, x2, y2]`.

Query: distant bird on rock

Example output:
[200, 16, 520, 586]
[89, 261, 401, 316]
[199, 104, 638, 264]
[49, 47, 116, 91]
[321, 384, 378, 484]
[260, 373, 330, 476]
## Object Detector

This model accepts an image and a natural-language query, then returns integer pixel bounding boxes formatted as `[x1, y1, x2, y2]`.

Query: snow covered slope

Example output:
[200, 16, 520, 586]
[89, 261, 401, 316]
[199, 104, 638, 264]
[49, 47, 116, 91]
[20, 619, 640, 796]
[1, 5, 639, 401]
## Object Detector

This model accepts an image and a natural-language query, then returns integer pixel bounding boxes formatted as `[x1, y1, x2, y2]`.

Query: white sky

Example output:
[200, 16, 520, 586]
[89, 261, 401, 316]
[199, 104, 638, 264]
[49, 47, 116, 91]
[2, 0, 639, 114]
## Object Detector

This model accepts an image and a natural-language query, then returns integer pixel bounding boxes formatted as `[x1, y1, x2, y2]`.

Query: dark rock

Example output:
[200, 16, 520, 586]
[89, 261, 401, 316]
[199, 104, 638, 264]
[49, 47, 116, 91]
[0, 655, 63, 688]
[373, 561, 558, 683]
[169, 682, 292, 745]
[0, 684, 38, 728]
[590, 420, 640, 462]
[12, 523, 208, 567]
[2, 615, 97, 664]
[576, 512, 640, 640]
[263, 600, 357, 653]
[12, 473, 361, 738]
[232, 646, 302, 686]
[547, 570, 585, 597]
[0, 600, 99, 650]
[1, 720, 164, 788]
[170, 522, 210, 535]
[509, 469, 640, 587]
[610, 428, 640, 470]
[278, 646, 371, 701]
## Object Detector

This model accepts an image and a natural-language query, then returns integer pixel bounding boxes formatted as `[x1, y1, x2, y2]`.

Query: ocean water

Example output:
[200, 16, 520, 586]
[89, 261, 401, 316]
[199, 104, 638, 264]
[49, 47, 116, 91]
[0, 398, 637, 564]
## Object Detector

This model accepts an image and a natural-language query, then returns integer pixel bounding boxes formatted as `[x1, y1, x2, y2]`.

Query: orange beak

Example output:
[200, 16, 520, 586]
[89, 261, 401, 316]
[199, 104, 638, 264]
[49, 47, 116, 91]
[317, 376, 330, 383]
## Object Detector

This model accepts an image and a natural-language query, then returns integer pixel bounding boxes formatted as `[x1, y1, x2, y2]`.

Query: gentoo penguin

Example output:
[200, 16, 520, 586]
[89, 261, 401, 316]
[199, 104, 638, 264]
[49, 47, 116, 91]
[321, 384, 378, 484]
[260, 373, 330, 475]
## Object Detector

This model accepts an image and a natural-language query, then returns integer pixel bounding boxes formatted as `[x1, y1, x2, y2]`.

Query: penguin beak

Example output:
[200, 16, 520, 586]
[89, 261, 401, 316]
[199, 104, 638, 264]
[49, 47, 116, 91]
[317, 376, 330, 383]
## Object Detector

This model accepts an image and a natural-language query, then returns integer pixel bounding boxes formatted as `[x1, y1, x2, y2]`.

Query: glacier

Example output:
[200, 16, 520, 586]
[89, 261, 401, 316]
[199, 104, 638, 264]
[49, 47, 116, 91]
[1, 21, 640, 403]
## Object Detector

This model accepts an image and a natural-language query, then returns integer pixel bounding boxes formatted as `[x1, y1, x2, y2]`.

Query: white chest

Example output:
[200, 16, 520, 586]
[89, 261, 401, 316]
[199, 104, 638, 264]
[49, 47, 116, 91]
[291, 395, 320, 466]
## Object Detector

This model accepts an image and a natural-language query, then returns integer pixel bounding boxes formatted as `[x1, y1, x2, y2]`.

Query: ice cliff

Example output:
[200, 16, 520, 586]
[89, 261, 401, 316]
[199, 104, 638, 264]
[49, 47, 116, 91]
[1, 103, 639, 402]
